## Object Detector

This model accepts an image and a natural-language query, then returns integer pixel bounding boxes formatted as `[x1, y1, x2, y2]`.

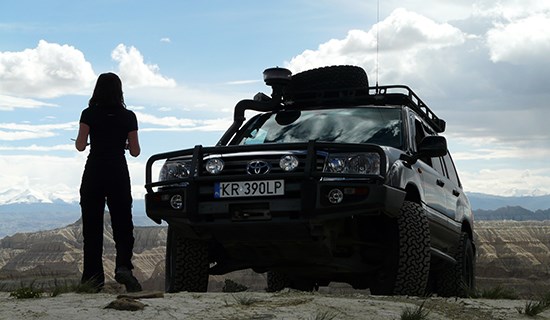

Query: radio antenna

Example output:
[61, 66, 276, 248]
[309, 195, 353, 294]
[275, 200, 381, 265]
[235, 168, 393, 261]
[375, 0, 380, 88]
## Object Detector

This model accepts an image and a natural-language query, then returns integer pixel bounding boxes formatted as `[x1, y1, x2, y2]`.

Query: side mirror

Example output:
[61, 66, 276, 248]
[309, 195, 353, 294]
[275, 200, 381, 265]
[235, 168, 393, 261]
[400, 136, 447, 164]
[418, 135, 447, 157]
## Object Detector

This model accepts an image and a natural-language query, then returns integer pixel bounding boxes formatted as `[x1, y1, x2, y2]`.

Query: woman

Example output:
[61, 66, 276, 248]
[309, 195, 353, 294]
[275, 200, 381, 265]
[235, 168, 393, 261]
[75, 72, 142, 292]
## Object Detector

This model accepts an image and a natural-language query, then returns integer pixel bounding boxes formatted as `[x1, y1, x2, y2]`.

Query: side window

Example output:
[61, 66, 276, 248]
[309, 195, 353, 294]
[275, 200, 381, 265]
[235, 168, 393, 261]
[414, 119, 426, 150]
[431, 157, 446, 177]
[442, 153, 461, 188]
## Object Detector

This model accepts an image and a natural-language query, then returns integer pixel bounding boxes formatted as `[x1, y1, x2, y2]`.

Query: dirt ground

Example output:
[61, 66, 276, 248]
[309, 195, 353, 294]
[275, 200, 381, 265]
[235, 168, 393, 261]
[1, 289, 549, 320]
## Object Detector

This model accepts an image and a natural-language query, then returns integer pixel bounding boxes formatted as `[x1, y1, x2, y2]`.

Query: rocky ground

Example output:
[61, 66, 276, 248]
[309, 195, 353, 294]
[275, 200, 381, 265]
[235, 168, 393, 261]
[1, 289, 549, 320]
[2, 220, 550, 319]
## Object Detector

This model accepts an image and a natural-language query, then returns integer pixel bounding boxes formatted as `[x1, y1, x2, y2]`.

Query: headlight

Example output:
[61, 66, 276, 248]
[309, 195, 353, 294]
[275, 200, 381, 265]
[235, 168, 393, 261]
[159, 160, 191, 181]
[324, 153, 380, 175]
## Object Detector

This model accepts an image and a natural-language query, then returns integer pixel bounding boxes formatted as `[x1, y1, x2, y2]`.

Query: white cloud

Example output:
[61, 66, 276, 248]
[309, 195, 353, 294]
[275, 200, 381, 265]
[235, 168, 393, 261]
[225, 80, 262, 85]
[0, 144, 74, 152]
[285, 8, 468, 81]
[486, 13, 550, 64]
[0, 154, 147, 203]
[0, 40, 96, 98]
[0, 94, 58, 111]
[135, 111, 230, 132]
[461, 168, 550, 197]
[0, 154, 86, 203]
[160, 37, 171, 43]
[0, 121, 76, 141]
[111, 44, 177, 88]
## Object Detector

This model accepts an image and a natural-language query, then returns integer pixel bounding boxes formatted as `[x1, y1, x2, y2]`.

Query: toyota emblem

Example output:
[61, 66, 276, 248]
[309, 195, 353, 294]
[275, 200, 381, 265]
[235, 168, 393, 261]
[246, 160, 271, 175]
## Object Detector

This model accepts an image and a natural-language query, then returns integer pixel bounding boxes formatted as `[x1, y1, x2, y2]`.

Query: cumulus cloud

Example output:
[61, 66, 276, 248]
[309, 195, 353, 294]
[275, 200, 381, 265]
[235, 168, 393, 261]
[486, 13, 550, 64]
[111, 44, 177, 88]
[0, 40, 96, 98]
[285, 8, 468, 77]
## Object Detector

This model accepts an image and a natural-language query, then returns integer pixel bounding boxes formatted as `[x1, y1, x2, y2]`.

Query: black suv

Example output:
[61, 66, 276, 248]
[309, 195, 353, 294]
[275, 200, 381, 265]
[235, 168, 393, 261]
[145, 65, 475, 297]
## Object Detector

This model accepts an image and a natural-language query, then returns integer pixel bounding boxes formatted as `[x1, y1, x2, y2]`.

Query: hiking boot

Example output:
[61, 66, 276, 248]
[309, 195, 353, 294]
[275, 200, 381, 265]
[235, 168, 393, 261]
[80, 274, 104, 293]
[115, 267, 142, 293]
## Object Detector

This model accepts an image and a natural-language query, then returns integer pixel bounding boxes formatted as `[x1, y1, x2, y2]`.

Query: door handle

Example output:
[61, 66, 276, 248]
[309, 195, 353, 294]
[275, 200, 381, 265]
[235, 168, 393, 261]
[436, 179, 445, 187]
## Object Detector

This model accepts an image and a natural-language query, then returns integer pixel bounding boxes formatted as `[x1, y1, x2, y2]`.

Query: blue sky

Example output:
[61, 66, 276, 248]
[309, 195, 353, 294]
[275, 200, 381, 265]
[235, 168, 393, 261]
[1, 0, 550, 203]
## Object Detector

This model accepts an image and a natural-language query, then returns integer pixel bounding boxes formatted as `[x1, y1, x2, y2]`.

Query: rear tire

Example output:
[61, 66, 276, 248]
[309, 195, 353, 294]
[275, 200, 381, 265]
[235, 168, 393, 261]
[266, 271, 290, 292]
[370, 201, 431, 296]
[436, 232, 475, 297]
[165, 226, 209, 293]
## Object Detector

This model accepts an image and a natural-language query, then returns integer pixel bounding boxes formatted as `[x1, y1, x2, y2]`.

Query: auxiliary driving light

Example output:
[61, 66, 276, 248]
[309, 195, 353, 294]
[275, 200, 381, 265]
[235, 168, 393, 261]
[170, 195, 184, 210]
[279, 155, 299, 172]
[328, 189, 344, 204]
[206, 158, 224, 174]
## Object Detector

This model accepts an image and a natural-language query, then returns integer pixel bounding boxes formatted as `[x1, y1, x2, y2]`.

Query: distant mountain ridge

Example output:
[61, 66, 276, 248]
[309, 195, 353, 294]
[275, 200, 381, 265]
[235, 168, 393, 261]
[473, 206, 550, 221]
[0, 189, 549, 239]
[467, 192, 550, 211]
[0, 199, 154, 239]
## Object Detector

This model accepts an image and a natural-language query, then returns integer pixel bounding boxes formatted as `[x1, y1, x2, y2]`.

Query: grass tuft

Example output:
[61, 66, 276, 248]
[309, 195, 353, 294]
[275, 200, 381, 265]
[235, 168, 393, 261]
[232, 294, 261, 306]
[477, 286, 519, 300]
[401, 301, 430, 320]
[10, 284, 43, 299]
[310, 310, 339, 320]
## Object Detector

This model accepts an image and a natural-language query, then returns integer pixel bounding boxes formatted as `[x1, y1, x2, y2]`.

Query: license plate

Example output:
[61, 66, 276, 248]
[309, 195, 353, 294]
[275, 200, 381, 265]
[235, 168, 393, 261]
[214, 180, 284, 198]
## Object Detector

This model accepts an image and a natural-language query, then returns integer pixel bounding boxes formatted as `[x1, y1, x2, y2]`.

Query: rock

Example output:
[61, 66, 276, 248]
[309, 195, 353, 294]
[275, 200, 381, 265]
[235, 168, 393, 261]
[104, 297, 145, 311]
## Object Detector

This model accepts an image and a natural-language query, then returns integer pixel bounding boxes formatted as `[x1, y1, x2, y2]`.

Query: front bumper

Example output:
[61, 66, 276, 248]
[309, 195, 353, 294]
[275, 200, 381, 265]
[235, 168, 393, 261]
[145, 142, 406, 233]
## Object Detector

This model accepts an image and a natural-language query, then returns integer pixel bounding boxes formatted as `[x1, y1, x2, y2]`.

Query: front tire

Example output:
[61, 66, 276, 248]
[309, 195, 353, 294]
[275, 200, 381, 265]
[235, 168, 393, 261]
[165, 226, 209, 293]
[370, 201, 431, 296]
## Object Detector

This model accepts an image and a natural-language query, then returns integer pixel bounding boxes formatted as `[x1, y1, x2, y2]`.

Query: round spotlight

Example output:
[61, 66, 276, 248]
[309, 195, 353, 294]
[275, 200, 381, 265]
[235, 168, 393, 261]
[279, 155, 299, 172]
[170, 195, 184, 210]
[328, 189, 344, 204]
[206, 158, 224, 174]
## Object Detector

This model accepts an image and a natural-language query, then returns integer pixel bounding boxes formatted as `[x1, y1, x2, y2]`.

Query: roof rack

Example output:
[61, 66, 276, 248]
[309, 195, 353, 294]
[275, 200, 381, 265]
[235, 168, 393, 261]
[371, 85, 445, 133]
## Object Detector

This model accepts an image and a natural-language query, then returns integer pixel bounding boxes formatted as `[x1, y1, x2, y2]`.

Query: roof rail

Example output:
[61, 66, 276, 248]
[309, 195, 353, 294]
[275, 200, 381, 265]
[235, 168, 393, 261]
[371, 85, 446, 133]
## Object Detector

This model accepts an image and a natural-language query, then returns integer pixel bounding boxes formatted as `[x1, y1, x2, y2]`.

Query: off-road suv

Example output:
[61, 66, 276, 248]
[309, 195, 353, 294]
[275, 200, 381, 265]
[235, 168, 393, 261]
[145, 65, 475, 297]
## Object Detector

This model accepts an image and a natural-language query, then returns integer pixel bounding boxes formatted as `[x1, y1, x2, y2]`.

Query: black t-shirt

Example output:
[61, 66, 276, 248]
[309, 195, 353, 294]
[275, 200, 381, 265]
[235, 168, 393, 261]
[79, 105, 138, 159]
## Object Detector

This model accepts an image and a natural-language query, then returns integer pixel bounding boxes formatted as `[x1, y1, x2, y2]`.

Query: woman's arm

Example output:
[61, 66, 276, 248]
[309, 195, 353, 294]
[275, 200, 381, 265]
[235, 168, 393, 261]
[127, 130, 141, 157]
[75, 123, 90, 151]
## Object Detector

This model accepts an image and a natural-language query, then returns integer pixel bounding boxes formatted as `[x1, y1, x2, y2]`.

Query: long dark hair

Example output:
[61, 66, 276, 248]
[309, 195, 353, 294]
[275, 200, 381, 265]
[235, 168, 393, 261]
[88, 72, 126, 108]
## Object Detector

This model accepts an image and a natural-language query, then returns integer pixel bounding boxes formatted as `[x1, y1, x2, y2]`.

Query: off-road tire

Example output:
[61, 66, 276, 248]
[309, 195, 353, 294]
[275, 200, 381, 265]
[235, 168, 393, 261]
[370, 201, 431, 296]
[286, 65, 369, 102]
[436, 232, 475, 297]
[165, 226, 209, 293]
[266, 271, 290, 292]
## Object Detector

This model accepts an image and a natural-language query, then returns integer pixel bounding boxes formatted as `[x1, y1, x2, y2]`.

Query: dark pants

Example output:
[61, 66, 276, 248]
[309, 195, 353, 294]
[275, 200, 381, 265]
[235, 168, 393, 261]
[79, 157, 135, 285]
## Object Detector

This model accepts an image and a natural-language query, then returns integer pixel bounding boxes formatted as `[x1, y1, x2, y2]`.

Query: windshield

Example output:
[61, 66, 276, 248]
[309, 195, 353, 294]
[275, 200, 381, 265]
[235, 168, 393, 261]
[236, 107, 403, 148]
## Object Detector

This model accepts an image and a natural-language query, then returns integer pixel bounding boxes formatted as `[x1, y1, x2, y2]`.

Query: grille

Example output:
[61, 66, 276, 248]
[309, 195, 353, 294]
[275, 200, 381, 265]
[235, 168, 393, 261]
[201, 152, 326, 176]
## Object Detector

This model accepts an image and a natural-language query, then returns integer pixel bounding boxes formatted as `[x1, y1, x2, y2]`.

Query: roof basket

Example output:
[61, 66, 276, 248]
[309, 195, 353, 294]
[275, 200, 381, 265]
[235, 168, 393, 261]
[372, 85, 446, 133]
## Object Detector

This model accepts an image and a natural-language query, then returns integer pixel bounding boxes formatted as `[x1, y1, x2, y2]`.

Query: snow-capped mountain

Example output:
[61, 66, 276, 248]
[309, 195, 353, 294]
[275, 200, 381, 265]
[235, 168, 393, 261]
[0, 188, 76, 205]
[0, 189, 151, 239]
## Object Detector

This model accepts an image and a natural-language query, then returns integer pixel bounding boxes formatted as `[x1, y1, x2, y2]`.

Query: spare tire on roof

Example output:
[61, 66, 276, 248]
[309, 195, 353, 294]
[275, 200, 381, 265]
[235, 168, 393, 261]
[287, 65, 368, 92]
